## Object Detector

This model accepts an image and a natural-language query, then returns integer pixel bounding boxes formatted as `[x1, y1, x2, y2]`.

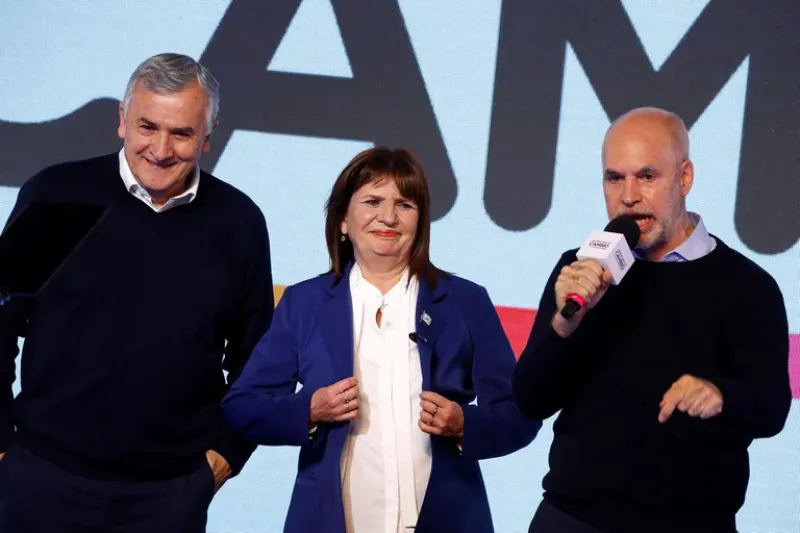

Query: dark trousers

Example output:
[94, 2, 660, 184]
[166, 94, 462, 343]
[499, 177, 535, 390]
[528, 500, 609, 533]
[0, 444, 215, 533]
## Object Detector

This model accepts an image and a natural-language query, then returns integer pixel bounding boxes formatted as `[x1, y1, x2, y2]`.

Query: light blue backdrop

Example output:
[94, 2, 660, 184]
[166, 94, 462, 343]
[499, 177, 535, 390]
[1, 1, 797, 532]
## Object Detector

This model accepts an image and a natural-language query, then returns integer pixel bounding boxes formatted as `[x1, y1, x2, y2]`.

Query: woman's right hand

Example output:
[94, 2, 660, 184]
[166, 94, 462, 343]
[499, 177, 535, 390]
[310, 377, 359, 424]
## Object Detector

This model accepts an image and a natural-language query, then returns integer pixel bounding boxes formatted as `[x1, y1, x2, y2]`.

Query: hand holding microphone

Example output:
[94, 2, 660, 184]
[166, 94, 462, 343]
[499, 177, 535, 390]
[552, 215, 640, 337]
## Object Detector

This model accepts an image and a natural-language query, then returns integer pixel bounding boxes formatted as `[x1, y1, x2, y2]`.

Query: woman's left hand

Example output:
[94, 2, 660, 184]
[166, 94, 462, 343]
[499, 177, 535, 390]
[419, 391, 464, 439]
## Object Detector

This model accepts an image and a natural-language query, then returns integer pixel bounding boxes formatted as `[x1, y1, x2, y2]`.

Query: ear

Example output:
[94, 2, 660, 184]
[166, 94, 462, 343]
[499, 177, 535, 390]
[340, 219, 348, 236]
[202, 119, 219, 154]
[117, 103, 126, 140]
[679, 159, 694, 198]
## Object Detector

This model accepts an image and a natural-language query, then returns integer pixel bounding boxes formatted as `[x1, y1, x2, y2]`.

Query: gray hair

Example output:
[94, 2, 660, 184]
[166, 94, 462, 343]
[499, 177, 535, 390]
[121, 53, 220, 132]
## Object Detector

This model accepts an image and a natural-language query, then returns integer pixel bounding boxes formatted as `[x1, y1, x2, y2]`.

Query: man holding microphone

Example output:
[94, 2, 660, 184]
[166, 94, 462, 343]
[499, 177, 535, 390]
[513, 107, 791, 533]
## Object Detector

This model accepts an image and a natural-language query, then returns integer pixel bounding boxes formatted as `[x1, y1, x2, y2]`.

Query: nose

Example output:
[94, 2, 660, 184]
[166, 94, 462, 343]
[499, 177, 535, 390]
[621, 176, 642, 207]
[377, 202, 398, 226]
[150, 132, 172, 161]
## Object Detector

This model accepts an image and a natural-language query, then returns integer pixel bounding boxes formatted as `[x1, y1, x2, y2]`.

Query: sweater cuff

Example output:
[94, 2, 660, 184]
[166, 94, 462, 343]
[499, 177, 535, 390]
[709, 379, 750, 422]
[211, 424, 257, 477]
[539, 321, 580, 360]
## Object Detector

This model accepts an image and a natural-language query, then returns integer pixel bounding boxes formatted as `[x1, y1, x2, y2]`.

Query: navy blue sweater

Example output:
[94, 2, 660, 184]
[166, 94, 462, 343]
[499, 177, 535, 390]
[0, 153, 274, 481]
[513, 239, 791, 533]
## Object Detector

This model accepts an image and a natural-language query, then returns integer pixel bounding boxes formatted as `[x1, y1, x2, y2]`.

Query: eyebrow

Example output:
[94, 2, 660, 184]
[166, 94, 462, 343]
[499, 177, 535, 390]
[137, 118, 195, 136]
[362, 194, 416, 204]
[603, 169, 623, 179]
[634, 166, 660, 176]
[603, 166, 660, 179]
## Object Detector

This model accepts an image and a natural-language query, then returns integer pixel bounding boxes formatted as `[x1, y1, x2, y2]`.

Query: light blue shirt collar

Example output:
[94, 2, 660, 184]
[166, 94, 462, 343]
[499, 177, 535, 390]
[635, 212, 716, 262]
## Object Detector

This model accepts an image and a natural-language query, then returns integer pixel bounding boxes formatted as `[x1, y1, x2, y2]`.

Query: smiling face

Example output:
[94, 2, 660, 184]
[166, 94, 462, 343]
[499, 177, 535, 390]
[339, 176, 419, 267]
[602, 111, 694, 260]
[117, 79, 213, 205]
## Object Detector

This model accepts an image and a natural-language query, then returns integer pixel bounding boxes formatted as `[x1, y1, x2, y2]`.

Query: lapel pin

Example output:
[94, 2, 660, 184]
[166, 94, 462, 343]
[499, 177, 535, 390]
[421, 311, 432, 326]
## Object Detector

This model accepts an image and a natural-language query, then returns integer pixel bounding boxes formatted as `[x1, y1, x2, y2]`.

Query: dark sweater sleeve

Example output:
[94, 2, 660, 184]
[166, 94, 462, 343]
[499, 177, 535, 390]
[512, 251, 598, 420]
[0, 178, 40, 451]
[705, 270, 791, 440]
[212, 207, 274, 475]
[221, 285, 319, 447]
[666, 265, 792, 444]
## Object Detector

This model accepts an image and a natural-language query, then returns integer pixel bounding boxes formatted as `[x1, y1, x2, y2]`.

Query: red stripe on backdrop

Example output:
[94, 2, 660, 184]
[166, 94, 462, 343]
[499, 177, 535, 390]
[495, 306, 800, 400]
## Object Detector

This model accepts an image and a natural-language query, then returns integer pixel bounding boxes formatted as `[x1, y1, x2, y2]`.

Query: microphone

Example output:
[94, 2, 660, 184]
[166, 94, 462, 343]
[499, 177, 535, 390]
[560, 215, 640, 319]
[409, 332, 427, 344]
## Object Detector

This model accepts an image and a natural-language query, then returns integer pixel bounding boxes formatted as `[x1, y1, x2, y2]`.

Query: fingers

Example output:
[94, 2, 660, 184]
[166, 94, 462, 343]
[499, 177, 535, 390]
[419, 409, 435, 426]
[419, 393, 447, 424]
[657, 396, 678, 423]
[659, 375, 723, 422]
[419, 401, 447, 436]
[328, 391, 359, 422]
[418, 392, 464, 438]
[557, 269, 594, 298]
[330, 377, 358, 394]
[556, 260, 607, 306]
[420, 391, 445, 404]
[573, 260, 605, 284]
[334, 385, 359, 414]
[311, 379, 360, 423]
[419, 418, 443, 435]
[419, 403, 443, 426]
[419, 391, 441, 431]
[563, 275, 596, 301]
[658, 384, 683, 423]
[699, 402, 723, 419]
[334, 404, 360, 422]
[677, 384, 703, 413]
[681, 387, 707, 416]
[684, 387, 722, 418]
[335, 395, 359, 413]
[338, 384, 358, 404]
[420, 399, 438, 416]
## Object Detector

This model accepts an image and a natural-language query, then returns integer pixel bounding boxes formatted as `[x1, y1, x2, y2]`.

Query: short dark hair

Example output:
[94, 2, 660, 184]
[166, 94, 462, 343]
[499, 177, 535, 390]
[324, 146, 440, 287]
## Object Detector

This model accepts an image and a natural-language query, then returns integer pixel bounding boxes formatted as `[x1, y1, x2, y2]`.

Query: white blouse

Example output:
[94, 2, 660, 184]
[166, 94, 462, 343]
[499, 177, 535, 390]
[339, 264, 432, 533]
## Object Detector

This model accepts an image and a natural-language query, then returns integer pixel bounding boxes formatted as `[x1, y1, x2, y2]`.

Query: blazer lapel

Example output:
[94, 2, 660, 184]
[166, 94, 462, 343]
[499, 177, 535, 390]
[415, 273, 450, 391]
[317, 268, 355, 380]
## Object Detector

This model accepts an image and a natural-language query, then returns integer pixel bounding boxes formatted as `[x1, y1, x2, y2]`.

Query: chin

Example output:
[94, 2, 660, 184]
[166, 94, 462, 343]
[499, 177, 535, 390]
[370, 247, 403, 258]
[138, 169, 179, 187]
[141, 179, 173, 193]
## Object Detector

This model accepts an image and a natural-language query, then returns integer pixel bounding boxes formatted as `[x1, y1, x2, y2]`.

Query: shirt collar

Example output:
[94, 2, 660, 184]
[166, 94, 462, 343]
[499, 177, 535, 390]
[350, 262, 411, 300]
[635, 212, 716, 262]
[118, 149, 199, 211]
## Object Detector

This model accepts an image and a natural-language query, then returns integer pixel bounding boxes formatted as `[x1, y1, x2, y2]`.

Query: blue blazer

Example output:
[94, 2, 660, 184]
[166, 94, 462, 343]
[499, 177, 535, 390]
[222, 266, 541, 533]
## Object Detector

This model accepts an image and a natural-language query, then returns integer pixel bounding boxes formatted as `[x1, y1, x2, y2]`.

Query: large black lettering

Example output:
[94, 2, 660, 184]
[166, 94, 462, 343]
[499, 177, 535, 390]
[0, 101, 121, 187]
[0, 0, 456, 220]
[199, 0, 456, 219]
[486, 0, 800, 254]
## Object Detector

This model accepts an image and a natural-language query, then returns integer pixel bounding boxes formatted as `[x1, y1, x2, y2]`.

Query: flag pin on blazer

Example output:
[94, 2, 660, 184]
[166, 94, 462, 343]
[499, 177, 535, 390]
[421, 311, 432, 326]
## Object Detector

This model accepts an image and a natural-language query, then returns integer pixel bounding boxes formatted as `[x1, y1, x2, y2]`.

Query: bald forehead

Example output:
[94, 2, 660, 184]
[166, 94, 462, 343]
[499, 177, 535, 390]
[603, 108, 689, 163]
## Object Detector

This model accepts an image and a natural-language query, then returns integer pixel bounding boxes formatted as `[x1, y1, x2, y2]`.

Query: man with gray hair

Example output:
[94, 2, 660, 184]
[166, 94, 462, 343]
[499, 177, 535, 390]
[0, 53, 274, 532]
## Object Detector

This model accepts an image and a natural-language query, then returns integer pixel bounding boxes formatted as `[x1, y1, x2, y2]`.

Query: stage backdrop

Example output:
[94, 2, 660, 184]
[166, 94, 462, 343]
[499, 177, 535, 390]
[1, 1, 798, 532]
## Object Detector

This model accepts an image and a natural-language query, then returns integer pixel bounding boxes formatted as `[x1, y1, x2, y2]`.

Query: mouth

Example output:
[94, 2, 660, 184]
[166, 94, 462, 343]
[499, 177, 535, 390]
[625, 213, 655, 232]
[371, 230, 400, 239]
[143, 157, 177, 170]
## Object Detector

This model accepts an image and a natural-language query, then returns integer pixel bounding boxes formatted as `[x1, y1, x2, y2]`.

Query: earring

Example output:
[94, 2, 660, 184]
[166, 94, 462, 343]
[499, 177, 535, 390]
[340, 234, 347, 242]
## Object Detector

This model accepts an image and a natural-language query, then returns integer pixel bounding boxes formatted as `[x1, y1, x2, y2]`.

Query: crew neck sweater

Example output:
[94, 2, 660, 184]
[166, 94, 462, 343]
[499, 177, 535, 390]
[0, 153, 274, 481]
[513, 239, 791, 533]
